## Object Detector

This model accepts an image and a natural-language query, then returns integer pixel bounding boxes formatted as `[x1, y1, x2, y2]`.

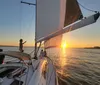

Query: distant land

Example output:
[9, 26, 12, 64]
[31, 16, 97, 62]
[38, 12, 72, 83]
[84, 46, 100, 49]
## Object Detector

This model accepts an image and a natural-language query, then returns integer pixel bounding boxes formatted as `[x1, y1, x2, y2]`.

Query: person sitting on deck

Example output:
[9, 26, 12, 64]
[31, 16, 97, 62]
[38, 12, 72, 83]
[19, 39, 26, 52]
[39, 49, 44, 59]
[43, 50, 47, 57]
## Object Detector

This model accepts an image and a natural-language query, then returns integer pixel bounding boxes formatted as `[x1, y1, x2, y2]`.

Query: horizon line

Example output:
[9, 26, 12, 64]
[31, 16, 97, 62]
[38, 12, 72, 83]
[0, 45, 34, 47]
[0, 45, 100, 49]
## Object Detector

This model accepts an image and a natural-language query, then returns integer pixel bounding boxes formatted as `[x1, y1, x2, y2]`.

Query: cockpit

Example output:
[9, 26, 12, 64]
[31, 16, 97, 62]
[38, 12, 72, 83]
[0, 51, 32, 85]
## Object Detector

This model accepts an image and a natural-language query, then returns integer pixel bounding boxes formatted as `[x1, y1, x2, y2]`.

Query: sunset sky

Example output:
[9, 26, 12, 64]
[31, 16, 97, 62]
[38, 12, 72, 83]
[0, 0, 100, 48]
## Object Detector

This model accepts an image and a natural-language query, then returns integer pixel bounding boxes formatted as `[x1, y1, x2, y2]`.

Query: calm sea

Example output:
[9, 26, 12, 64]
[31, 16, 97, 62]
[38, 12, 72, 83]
[0, 47, 100, 85]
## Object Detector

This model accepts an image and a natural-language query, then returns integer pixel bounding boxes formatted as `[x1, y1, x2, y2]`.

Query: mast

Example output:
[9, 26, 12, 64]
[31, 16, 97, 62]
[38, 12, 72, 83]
[21, 1, 37, 59]
[34, 0, 37, 59]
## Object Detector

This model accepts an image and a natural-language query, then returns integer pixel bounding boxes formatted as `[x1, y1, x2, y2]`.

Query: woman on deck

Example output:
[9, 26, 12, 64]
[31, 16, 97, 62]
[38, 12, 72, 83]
[19, 39, 26, 52]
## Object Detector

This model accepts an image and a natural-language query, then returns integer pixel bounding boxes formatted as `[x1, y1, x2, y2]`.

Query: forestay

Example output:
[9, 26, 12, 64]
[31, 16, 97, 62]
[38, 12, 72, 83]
[36, 0, 83, 48]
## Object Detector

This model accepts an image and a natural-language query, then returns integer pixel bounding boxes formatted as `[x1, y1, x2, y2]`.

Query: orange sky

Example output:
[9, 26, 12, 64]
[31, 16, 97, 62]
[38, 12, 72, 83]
[0, 0, 100, 48]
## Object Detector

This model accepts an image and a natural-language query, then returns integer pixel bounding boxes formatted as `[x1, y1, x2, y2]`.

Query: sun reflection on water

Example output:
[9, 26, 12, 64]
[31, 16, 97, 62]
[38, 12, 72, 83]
[59, 47, 67, 75]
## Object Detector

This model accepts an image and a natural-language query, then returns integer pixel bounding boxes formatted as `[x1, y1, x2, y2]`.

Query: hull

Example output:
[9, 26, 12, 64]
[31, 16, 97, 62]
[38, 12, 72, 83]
[0, 51, 58, 85]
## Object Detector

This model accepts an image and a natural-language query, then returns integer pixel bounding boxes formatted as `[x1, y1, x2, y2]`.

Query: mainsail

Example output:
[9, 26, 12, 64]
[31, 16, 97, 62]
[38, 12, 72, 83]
[37, 0, 83, 48]
[64, 0, 83, 26]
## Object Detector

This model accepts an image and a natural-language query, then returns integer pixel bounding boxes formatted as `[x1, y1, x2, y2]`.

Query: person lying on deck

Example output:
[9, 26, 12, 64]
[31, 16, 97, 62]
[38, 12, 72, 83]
[19, 39, 26, 52]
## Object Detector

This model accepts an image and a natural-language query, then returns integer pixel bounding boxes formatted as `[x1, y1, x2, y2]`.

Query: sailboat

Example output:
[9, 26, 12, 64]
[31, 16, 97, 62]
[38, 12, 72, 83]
[0, 0, 99, 85]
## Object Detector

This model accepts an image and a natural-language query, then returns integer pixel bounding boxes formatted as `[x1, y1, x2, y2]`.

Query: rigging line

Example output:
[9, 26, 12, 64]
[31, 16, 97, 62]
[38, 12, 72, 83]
[19, 0, 22, 39]
[78, 1, 98, 13]
[26, 7, 35, 41]
[21, 1, 36, 55]
[30, 49, 35, 55]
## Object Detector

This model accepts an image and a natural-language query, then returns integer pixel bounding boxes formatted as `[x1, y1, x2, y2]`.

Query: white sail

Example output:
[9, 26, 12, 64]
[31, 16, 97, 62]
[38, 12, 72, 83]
[37, 0, 66, 40]
[37, 0, 83, 48]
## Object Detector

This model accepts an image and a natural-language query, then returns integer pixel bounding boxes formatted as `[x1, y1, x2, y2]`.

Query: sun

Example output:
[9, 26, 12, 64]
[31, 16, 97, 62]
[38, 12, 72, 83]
[61, 41, 68, 48]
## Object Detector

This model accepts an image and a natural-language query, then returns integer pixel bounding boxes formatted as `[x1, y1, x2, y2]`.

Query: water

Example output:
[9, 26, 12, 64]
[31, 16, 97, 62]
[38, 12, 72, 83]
[0, 47, 100, 85]
[47, 48, 100, 85]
